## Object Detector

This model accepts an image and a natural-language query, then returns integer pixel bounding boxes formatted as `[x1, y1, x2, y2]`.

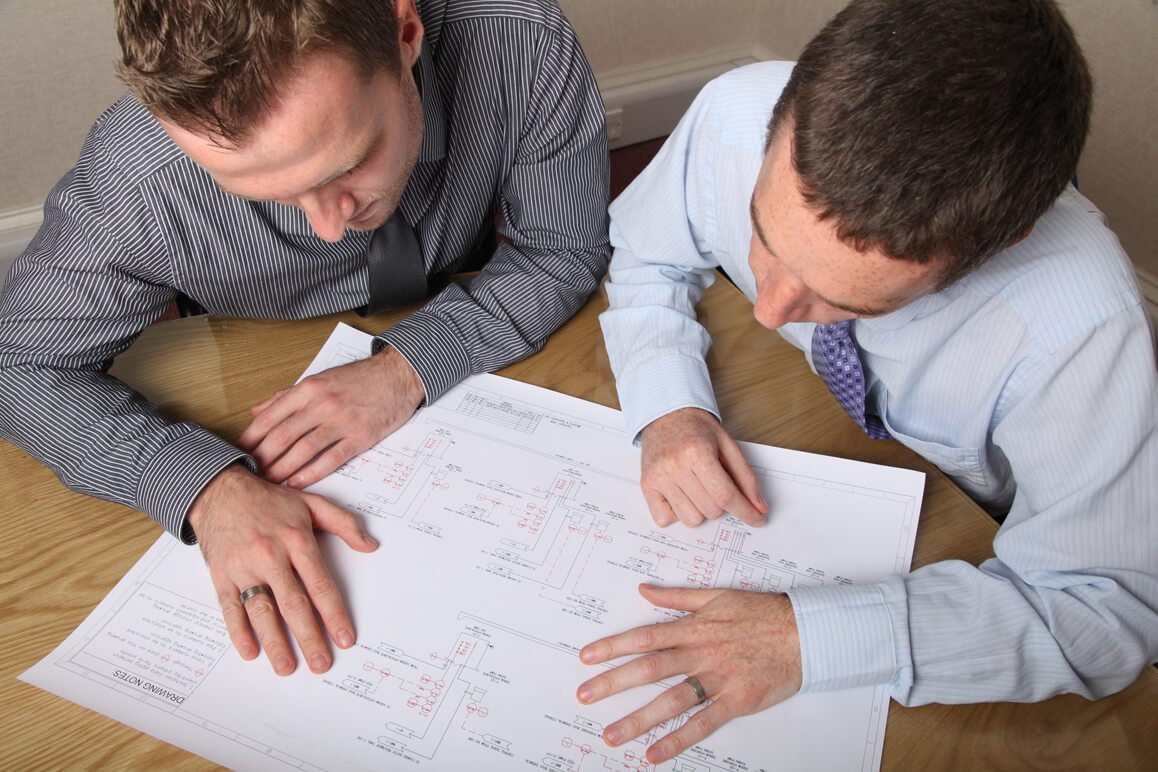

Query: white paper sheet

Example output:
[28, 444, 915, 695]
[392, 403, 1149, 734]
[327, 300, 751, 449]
[23, 322, 923, 771]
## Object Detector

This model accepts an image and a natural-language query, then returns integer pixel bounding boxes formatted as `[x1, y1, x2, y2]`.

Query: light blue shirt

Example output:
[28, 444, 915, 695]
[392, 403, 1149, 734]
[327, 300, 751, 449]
[600, 61, 1158, 705]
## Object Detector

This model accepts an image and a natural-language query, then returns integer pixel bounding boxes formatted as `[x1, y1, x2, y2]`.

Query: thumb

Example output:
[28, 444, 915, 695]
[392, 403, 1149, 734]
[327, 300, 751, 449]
[305, 494, 379, 552]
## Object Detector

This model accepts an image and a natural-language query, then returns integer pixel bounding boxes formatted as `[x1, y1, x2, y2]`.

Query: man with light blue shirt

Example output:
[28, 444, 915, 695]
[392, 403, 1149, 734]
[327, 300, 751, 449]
[574, 0, 1158, 764]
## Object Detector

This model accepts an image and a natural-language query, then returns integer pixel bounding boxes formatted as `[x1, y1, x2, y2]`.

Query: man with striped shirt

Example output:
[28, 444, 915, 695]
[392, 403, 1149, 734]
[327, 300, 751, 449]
[0, 0, 608, 677]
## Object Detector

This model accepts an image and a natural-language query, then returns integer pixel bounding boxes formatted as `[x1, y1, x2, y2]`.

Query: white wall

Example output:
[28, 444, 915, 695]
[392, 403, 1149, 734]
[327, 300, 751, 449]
[2, 0, 1156, 307]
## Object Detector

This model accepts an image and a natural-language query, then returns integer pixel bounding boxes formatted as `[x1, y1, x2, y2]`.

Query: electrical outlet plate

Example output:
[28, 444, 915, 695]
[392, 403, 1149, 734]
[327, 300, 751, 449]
[605, 107, 624, 141]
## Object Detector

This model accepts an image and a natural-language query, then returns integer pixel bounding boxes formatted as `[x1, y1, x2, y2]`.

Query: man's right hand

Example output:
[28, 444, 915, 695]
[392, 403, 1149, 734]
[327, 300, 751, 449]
[187, 464, 378, 675]
[639, 408, 767, 528]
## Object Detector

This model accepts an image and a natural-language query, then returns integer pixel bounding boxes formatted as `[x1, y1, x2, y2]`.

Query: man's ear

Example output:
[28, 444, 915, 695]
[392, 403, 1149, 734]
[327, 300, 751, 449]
[1009, 226, 1034, 247]
[396, 0, 425, 69]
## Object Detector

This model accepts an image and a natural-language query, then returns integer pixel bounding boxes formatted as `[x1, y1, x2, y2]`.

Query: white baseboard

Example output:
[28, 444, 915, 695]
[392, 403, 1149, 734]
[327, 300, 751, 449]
[599, 45, 762, 149]
[0, 206, 43, 288]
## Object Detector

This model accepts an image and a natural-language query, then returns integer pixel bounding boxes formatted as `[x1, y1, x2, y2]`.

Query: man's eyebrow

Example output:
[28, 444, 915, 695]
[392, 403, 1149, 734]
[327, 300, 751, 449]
[310, 147, 371, 191]
[747, 193, 890, 318]
[216, 144, 373, 203]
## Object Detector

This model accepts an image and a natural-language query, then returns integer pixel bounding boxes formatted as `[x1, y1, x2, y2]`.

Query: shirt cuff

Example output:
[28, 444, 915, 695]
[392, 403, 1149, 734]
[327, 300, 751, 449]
[787, 576, 913, 694]
[375, 310, 471, 405]
[136, 427, 255, 545]
[615, 355, 721, 442]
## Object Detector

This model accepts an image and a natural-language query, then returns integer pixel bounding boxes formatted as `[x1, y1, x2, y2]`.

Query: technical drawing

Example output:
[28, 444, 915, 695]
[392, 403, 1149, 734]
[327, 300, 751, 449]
[23, 325, 923, 772]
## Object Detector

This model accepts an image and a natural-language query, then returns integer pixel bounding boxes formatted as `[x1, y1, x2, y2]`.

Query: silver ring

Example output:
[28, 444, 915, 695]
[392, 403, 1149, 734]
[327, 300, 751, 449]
[684, 675, 708, 705]
[239, 584, 272, 605]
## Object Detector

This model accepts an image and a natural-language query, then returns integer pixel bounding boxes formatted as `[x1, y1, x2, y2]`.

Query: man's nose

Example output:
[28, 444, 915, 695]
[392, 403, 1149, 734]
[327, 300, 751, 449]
[298, 190, 355, 243]
[753, 276, 810, 329]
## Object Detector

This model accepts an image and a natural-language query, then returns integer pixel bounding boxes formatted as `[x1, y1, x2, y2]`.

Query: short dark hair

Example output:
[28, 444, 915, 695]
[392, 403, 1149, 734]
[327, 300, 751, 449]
[115, 0, 402, 144]
[769, 0, 1092, 283]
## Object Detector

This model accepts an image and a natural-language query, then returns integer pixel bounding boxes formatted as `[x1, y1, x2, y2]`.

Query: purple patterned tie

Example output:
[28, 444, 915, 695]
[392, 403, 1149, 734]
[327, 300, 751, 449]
[811, 321, 889, 439]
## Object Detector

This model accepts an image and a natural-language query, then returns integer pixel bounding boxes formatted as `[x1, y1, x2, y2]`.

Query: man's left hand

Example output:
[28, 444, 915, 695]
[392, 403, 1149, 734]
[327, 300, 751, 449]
[239, 346, 425, 488]
[577, 584, 802, 765]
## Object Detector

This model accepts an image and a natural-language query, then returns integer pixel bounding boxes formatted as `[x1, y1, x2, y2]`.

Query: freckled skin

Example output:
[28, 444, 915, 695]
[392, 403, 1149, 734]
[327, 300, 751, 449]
[748, 124, 946, 329]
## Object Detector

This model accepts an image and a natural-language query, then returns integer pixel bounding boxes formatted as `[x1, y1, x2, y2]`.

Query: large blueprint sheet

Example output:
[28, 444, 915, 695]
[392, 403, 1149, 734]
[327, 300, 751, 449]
[23, 323, 923, 771]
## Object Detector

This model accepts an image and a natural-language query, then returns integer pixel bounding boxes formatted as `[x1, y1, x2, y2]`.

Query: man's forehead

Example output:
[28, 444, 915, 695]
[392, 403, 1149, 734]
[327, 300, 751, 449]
[160, 54, 382, 197]
[750, 131, 947, 314]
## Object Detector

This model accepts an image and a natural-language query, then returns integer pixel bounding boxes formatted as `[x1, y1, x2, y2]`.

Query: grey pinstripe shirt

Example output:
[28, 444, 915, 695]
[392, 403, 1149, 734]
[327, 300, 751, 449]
[0, 0, 610, 541]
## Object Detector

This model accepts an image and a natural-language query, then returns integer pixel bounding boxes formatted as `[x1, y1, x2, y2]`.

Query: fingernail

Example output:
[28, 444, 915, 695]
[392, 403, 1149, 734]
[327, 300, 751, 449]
[579, 647, 595, 663]
[239, 645, 256, 660]
[364, 534, 379, 548]
[577, 686, 593, 703]
[310, 654, 330, 672]
[337, 630, 354, 648]
[275, 657, 293, 675]
[604, 727, 622, 745]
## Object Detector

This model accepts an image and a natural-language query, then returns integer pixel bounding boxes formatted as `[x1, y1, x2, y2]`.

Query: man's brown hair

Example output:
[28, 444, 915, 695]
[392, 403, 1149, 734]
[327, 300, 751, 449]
[115, 0, 402, 144]
[769, 0, 1092, 284]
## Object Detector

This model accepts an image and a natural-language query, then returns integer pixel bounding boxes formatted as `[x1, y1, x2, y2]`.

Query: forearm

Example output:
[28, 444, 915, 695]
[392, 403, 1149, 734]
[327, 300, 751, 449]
[789, 555, 1158, 705]
[377, 239, 607, 403]
[599, 245, 723, 439]
[0, 363, 249, 541]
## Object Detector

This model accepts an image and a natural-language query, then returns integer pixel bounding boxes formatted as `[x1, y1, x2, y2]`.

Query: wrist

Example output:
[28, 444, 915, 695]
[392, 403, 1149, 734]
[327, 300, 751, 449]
[374, 344, 425, 410]
[187, 463, 252, 536]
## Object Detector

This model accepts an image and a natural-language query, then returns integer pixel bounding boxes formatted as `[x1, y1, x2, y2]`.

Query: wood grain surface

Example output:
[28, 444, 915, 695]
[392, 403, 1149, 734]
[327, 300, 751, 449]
[2, 276, 1154, 770]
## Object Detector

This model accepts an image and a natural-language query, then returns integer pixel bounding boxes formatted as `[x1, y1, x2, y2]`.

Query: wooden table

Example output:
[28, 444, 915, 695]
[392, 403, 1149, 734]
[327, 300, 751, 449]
[2, 276, 1156, 770]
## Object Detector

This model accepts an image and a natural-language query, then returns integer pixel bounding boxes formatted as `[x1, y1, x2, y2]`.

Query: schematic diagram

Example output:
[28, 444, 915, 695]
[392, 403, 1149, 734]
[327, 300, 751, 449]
[23, 324, 923, 772]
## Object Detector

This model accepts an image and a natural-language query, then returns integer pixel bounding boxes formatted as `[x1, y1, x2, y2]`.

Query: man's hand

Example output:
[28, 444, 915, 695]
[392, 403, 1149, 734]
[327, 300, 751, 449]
[576, 584, 802, 765]
[188, 464, 378, 675]
[239, 345, 424, 488]
[640, 408, 767, 527]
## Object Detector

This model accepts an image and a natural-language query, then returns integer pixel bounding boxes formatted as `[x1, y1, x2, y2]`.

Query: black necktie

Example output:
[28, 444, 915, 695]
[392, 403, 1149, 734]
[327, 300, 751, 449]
[358, 211, 427, 316]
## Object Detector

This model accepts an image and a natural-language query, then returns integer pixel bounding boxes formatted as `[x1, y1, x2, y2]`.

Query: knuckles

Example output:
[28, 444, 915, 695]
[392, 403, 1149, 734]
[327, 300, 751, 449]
[631, 625, 657, 651]
[277, 590, 311, 617]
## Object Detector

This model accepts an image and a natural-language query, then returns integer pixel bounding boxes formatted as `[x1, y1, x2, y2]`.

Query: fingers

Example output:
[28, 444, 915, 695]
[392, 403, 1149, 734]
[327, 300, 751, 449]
[246, 407, 332, 484]
[579, 616, 686, 666]
[644, 701, 732, 764]
[232, 543, 347, 675]
[238, 386, 307, 453]
[686, 461, 755, 524]
[645, 480, 705, 528]
[213, 571, 299, 676]
[577, 649, 684, 705]
[193, 469, 370, 676]
[213, 571, 260, 662]
[286, 542, 356, 657]
[286, 436, 378, 490]
[260, 425, 340, 486]
[717, 435, 768, 525]
[640, 408, 767, 528]
[242, 572, 304, 676]
[306, 493, 379, 553]
[641, 487, 679, 527]
[598, 673, 711, 747]
[250, 389, 289, 416]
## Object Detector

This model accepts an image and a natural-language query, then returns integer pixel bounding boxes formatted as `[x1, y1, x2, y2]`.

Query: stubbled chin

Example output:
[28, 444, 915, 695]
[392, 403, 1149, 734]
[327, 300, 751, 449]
[348, 208, 391, 232]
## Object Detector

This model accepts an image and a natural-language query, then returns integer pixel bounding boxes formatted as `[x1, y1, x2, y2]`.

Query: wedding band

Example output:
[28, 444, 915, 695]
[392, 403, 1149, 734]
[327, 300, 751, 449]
[684, 675, 708, 705]
[239, 584, 272, 605]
